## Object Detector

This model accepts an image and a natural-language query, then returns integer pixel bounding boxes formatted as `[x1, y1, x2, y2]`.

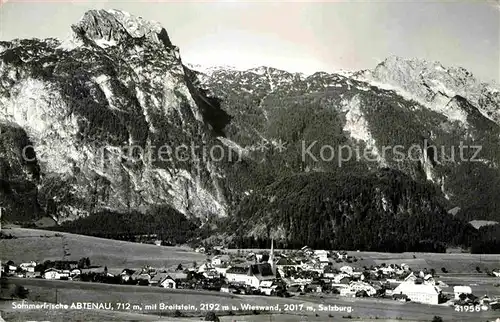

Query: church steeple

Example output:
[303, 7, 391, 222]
[268, 237, 276, 276]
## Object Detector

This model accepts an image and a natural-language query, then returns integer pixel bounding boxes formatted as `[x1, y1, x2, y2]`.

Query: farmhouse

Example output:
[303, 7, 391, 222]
[211, 255, 230, 267]
[404, 272, 417, 282]
[340, 266, 354, 275]
[276, 258, 298, 268]
[349, 281, 377, 296]
[198, 262, 215, 273]
[157, 273, 177, 288]
[225, 266, 250, 285]
[131, 270, 151, 283]
[333, 273, 351, 284]
[323, 266, 337, 278]
[454, 286, 473, 300]
[340, 287, 356, 297]
[203, 270, 219, 279]
[43, 268, 62, 280]
[120, 269, 136, 282]
[19, 261, 37, 272]
[393, 282, 440, 305]
[259, 280, 278, 295]
[225, 263, 275, 288]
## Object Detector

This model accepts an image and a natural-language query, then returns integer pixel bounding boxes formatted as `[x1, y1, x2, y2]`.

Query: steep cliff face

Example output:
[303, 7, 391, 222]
[0, 9, 233, 222]
[0, 9, 498, 249]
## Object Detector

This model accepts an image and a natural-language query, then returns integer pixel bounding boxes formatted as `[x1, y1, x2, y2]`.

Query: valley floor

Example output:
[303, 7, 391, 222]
[1, 228, 500, 321]
[1, 278, 498, 321]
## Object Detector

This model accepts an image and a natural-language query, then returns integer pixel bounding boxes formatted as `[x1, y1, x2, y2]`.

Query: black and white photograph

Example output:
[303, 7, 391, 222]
[0, 0, 499, 321]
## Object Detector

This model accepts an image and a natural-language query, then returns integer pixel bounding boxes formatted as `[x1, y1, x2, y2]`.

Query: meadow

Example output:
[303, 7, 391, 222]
[0, 227, 205, 270]
[3, 278, 499, 322]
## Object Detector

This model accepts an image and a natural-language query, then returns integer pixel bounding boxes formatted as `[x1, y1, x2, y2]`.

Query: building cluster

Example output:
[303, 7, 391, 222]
[2, 243, 500, 311]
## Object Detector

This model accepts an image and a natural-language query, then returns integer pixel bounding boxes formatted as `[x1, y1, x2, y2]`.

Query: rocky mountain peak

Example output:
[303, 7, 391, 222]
[71, 9, 172, 48]
[358, 55, 500, 124]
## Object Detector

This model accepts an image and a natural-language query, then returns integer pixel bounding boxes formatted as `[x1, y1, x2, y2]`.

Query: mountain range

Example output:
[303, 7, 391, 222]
[0, 9, 498, 252]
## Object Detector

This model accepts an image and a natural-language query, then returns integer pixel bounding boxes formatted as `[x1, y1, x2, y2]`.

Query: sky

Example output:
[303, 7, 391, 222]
[0, 0, 499, 82]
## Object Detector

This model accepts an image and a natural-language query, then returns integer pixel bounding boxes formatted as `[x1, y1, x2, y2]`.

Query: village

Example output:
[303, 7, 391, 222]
[2, 240, 500, 314]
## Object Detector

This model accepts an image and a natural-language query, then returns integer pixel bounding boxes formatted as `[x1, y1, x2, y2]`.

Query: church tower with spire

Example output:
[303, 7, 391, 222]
[268, 237, 276, 276]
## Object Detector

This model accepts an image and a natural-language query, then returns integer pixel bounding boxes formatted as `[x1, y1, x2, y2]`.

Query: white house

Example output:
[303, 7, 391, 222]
[203, 271, 219, 279]
[151, 272, 186, 289]
[423, 274, 435, 285]
[20, 261, 37, 272]
[349, 281, 377, 296]
[380, 266, 395, 275]
[160, 276, 177, 288]
[211, 255, 230, 267]
[43, 268, 62, 280]
[454, 286, 473, 300]
[226, 266, 257, 286]
[214, 266, 229, 277]
[259, 280, 278, 296]
[404, 272, 417, 283]
[340, 266, 354, 275]
[323, 266, 336, 278]
[151, 273, 176, 288]
[340, 287, 356, 297]
[225, 263, 274, 288]
[333, 273, 351, 284]
[6, 264, 17, 273]
[198, 262, 215, 273]
[393, 282, 440, 305]
[120, 269, 136, 282]
[314, 250, 329, 262]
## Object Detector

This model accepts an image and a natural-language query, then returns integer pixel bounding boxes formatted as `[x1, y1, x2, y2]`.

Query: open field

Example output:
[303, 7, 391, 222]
[0, 228, 205, 270]
[2, 278, 500, 321]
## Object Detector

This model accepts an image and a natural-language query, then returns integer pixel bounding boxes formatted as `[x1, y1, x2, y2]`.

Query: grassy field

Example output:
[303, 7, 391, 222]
[0, 228, 206, 270]
[2, 278, 499, 322]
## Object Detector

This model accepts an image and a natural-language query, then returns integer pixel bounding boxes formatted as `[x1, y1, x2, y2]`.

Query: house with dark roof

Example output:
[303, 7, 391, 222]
[276, 258, 299, 268]
[120, 269, 136, 282]
[225, 263, 275, 288]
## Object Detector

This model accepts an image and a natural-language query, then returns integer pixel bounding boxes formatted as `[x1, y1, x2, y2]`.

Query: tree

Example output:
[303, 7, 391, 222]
[85, 257, 91, 268]
[78, 257, 86, 269]
[431, 316, 443, 322]
[14, 285, 29, 299]
[475, 266, 481, 273]
[204, 311, 220, 321]
[104, 266, 108, 275]
[430, 268, 436, 276]
[176, 263, 183, 271]
[192, 261, 197, 268]
[441, 267, 448, 273]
